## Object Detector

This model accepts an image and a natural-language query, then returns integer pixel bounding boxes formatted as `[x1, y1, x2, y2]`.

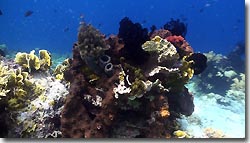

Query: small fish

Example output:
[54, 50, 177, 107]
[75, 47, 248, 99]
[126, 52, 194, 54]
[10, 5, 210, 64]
[24, 10, 33, 17]
[0, 10, 3, 15]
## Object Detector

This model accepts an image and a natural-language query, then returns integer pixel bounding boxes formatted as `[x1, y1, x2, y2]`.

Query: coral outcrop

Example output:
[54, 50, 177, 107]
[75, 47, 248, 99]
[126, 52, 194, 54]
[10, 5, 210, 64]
[60, 18, 207, 138]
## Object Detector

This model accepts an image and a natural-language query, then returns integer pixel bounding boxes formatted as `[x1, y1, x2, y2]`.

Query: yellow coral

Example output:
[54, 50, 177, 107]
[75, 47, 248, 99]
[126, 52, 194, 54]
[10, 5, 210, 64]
[173, 130, 190, 138]
[142, 36, 179, 63]
[0, 60, 46, 110]
[15, 50, 40, 72]
[53, 58, 70, 81]
[39, 50, 52, 70]
[180, 56, 194, 82]
[15, 49, 52, 73]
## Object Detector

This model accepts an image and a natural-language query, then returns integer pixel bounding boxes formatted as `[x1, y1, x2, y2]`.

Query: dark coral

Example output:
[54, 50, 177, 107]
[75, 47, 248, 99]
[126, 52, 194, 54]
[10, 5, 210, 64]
[118, 17, 150, 65]
[167, 87, 194, 116]
[186, 53, 207, 75]
[163, 18, 187, 38]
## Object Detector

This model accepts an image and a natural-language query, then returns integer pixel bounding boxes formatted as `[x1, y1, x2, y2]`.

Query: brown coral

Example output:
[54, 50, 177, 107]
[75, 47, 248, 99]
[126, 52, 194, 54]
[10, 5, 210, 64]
[61, 44, 120, 138]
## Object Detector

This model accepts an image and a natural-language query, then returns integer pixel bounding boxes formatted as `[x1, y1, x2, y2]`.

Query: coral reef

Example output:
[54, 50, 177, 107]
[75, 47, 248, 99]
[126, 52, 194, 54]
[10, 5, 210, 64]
[60, 18, 207, 138]
[1, 17, 209, 138]
[166, 35, 194, 58]
[193, 48, 244, 97]
[163, 18, 187, 38]
[0, 55, 68, 138]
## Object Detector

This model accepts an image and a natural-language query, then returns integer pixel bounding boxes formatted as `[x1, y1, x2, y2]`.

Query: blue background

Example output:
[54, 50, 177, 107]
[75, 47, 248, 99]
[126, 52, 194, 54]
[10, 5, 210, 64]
[0, 0, 245, 55]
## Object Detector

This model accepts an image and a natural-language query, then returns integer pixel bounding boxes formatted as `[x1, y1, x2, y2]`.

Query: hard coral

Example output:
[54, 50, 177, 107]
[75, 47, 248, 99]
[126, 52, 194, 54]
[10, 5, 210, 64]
[15, 50, 40, 72]
[15, 50, 52, 73]
[39, 50, 52, 71]
[142, 36, 179, 65]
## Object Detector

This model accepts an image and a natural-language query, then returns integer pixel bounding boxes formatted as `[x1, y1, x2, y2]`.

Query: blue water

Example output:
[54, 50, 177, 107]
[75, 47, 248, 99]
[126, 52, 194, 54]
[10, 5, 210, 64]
[0, 0, 245, 55]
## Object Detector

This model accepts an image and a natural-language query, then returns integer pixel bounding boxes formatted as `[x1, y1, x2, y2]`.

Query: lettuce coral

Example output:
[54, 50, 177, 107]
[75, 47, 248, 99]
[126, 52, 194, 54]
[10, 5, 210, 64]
[15, 49, 52, 73]
[15, 50, 40, 72]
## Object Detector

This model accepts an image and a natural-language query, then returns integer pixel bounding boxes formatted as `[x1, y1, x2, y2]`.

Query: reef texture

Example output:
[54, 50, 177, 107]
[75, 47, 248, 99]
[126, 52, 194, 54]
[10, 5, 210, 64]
[60, 18, 207, 138]
[0, 50, 68, 138]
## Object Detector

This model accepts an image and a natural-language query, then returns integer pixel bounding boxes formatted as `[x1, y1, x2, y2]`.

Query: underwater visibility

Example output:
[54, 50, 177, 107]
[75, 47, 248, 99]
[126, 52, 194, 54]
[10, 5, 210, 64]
[0, 0, 245, 139]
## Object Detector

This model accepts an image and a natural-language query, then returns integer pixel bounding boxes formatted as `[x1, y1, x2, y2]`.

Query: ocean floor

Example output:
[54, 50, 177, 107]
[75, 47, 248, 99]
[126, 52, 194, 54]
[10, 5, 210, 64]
[178, 81, 245, 138]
